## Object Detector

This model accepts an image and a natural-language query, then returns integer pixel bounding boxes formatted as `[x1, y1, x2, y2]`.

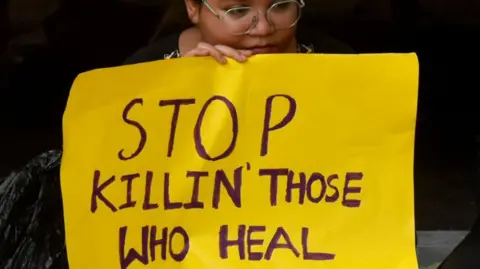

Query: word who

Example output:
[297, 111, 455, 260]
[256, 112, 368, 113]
[119, 225, 189, 269]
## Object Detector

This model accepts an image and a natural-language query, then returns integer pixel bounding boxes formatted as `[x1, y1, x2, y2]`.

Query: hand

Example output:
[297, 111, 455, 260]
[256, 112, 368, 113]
[183, 42, 253, 64]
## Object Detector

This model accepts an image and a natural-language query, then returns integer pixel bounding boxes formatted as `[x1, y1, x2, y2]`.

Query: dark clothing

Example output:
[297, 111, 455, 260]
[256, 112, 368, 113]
[0, 30, 354, 268]
[124, 32, 182, 64]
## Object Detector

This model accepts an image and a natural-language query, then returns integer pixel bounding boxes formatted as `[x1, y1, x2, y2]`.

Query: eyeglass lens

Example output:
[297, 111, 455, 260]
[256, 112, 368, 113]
[223, 0, 302, 34]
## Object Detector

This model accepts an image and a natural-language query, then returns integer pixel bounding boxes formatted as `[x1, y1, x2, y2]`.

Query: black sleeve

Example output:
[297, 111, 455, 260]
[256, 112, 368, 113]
[311, 34, 355, 54]
[123, 32, 181, 65]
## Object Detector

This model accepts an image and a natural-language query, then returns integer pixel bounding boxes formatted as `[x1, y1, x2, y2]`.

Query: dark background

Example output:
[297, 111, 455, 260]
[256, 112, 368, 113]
[0, 0, 479, 230]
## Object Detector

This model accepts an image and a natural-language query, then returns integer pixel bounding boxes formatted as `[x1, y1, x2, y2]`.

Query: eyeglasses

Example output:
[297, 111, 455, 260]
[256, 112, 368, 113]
[202, 0, 305, 35]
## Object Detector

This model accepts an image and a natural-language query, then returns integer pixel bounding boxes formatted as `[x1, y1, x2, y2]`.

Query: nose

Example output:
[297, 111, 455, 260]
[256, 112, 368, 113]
[248, 12, 273, 36]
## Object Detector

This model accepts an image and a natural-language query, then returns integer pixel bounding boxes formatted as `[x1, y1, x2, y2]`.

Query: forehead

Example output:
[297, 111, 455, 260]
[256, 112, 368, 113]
[208, 0, 277, 6]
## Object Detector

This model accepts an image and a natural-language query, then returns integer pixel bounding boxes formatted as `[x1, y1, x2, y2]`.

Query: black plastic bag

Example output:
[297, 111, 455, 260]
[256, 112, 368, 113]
[0, 150, 68, 269]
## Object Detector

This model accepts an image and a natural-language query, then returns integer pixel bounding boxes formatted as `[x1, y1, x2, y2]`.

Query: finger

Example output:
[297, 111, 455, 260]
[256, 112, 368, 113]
[239, 50, 253, 57]
[184, 48, 210, 57]
[215, 45, 248, 62]
[197, 42, 227, 64]
[184, 46, 226, 64]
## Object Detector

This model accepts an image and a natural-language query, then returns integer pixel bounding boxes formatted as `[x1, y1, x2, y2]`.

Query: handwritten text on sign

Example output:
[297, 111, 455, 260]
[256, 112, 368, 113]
[91, 95, 363, 268]
[61, 54, 419, 269]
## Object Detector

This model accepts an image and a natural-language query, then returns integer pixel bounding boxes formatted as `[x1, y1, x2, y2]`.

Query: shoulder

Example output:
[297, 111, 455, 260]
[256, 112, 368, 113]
[123, 32, 181, 65]
[298, 28, 355, 54]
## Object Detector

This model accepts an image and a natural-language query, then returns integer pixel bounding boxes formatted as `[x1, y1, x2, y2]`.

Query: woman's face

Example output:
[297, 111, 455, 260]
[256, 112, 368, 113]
[185, 0, 301, 54]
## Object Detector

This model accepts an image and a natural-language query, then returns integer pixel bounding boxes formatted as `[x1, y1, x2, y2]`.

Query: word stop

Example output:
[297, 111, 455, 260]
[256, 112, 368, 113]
[118, 94, 297, 161]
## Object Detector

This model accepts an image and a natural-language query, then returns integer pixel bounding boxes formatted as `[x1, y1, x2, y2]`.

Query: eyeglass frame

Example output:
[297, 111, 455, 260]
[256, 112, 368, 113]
[201, 0, 306, 35]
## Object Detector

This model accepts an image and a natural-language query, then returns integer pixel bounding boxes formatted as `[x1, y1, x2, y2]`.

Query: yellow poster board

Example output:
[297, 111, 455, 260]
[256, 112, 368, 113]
[61, 54, 419, 269]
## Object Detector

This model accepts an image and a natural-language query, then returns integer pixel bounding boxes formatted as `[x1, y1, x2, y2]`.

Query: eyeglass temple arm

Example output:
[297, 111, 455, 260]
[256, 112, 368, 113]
[201, 0, 222, 18]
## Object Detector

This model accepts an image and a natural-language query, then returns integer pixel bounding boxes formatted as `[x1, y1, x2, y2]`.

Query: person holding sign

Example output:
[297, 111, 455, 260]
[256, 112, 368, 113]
[0, 0, 354, 268]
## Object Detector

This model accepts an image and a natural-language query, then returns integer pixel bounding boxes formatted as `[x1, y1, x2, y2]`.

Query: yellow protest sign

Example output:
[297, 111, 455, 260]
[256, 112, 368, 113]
[61, 54, 419, 269]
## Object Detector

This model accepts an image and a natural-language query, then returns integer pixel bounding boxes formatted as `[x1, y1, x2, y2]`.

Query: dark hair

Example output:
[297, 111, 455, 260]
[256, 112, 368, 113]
[150, 0, 201, 42]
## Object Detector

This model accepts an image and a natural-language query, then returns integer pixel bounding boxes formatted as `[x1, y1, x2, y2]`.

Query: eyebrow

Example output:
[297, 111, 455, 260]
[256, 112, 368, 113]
[218, 0, 251, 4]
[218, 0, 282, 6]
